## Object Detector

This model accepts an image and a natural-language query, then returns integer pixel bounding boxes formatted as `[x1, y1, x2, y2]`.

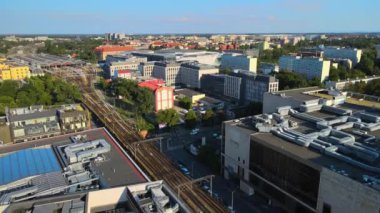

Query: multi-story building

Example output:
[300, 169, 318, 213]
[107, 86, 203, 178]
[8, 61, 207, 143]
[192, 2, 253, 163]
[224, 75, 242, 100]
[259, 63, 279, 75]
[223, 101, 380, 213]
[138, 61, 156, 77]
[230, 70, 279, 103]
[57, 104, 91, 133]
[5, 105, 90, 143]
[105, 55, 147, 79]
[152, 62, 181, 86]
[95, 45, 135, 60]
[200, 74, 227, 98]
[279, 56, 330, 82]
[105, 33, 126, 41]
[180, 63, 219, 88]
[138, 79, 174, 112]
[323, 47, 362, 66]
[6, 106, 61, 143]
[220, 53, 258, 72]
[0, 62, 30, 80]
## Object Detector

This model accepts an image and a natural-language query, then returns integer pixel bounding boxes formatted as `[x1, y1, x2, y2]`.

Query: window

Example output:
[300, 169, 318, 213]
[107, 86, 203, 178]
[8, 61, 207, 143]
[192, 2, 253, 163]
[322, 203, 331, 213]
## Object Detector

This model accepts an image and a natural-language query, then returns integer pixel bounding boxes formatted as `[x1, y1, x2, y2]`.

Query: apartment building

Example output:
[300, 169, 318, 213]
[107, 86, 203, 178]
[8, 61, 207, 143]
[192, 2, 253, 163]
[279, 56, 330, 82]
[0, 62, 30, 80]
[323, 47, 362, 65]
[220, 53, 258, 72]
[222, 103, 380, 213]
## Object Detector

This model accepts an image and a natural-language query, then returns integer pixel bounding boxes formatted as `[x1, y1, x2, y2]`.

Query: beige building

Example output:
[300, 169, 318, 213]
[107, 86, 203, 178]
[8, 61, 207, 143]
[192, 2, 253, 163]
[279, 56, 330, 82]
[220, 53, 258, 73]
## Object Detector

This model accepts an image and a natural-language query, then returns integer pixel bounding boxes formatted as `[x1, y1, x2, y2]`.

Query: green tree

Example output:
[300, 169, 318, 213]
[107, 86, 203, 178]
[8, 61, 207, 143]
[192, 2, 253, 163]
[179, 96, 192, 110]
[156, 109, 180, 127]
[135, 88, 154, 115]
[185, 110, 197, 128]
[202, 109, 215, 126]
[275, 71, 308, 90]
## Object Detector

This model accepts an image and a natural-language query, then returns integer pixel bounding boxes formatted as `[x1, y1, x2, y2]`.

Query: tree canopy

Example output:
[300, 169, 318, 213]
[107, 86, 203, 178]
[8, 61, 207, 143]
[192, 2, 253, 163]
[185, 110, 197, 128]
[156, 109, 180, 127]
[0, 75, 81, 115]
[202, 109, 215, 126]
[178, 96, 192, 110]
[109, 78, 154, 115]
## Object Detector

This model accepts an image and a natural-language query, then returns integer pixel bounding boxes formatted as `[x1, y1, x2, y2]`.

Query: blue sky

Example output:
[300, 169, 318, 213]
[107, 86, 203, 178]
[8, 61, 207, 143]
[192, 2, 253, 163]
[0, 0, 379, 34]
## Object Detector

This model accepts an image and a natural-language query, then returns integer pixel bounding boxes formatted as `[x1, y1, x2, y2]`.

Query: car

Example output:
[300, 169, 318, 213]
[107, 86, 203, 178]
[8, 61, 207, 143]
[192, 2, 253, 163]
[179, 166, 190, 176]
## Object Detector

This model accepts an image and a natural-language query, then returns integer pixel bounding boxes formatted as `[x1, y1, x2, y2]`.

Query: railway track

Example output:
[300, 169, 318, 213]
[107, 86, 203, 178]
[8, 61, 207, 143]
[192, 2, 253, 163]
[59, 72, 228, 212]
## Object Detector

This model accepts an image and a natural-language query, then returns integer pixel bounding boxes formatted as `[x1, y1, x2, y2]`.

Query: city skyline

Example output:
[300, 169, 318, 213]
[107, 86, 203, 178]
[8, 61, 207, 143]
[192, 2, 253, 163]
[1, 0, 379, 34]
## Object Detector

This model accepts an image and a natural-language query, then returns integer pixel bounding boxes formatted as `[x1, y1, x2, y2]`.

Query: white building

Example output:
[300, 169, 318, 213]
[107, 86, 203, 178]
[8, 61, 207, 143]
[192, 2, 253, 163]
[220, 53, 258, 72]
[138, 61, 156, 77]
[323, 47, 362, 66]
[279, 56, 330, 82]
[180, 63, 219, 88]
[105, 55, 147, 79]
[152, 62, 181, 86]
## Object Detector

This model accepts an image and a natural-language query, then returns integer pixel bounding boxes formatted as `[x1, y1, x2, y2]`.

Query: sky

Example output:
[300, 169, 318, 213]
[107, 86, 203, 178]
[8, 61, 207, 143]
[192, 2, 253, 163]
[0, 0, 379, 34]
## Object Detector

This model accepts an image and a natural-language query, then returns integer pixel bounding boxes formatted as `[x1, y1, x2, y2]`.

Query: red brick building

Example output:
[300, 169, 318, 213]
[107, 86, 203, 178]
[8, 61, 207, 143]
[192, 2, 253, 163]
[94, 45, 135, 60]
[138, 79, 174, 112]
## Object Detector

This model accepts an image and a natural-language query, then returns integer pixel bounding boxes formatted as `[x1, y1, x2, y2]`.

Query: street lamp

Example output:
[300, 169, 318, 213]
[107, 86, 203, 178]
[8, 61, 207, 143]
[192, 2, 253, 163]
[231, 189, 236, 212]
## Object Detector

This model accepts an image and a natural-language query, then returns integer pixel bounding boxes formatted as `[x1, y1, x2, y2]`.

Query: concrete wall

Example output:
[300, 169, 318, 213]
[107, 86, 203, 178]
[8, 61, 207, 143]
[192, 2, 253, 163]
[86, 186, 128, 213]
[224, 123, 252, 181]
[317, 168, 380, 213]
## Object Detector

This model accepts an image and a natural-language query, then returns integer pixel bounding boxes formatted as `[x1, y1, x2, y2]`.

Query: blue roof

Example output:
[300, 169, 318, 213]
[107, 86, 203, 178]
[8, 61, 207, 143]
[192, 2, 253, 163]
[0, 147, 61, 185]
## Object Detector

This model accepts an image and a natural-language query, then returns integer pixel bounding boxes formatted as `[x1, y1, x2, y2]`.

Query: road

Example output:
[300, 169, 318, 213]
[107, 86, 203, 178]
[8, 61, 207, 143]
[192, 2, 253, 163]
[154, 124, 278, 213]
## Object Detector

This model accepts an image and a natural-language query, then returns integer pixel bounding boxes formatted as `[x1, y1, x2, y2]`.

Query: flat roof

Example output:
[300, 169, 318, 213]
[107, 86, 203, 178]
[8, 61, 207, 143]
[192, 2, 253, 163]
[0, 128, 147, 187]
[175, 88, 205, 97]
[0, 147, 61, 185]
[273, 87, 323, 102]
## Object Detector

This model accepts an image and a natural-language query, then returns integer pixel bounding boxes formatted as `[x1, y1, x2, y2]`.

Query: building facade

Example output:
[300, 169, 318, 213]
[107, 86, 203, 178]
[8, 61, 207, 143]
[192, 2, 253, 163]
[138, 79, 174, 112]
[323, 47, 362, 66]
[152, 62, 181, 86]
[180, 63, 219, 88]
[231, 70, 279, 103]
[105, 55, 147, 79]
[220, 53, 258, 72]
[279, 56, 330, 82]
[138, 61, 155, 77]
[0, 62, 30, 80]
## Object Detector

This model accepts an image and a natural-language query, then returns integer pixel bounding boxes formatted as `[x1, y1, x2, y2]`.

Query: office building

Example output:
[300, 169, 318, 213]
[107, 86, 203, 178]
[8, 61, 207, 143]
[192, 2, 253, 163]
[138, 61, 156, 77]
[224, 75, 243, 100]
[152, 62, 182, 86]
[223, 100, 380, 213]
[138, 79, 174, 112]
[323, 47, 362, 66]
[220, 53, 258, 72]
[230, 70, 279, 103]
[200, 74, 226, 97]
[104, 54, 147, 79]
[180, 63, 219, 88]
[279, 56, 330, 82]
[133, 49, 219, 66]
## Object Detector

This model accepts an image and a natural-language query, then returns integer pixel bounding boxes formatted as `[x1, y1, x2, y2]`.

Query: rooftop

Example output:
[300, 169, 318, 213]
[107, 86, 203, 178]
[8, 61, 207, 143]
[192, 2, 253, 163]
[272, 87, 323, 102]
[226, 103, 380, 190]
[175, 88, 205, 97]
